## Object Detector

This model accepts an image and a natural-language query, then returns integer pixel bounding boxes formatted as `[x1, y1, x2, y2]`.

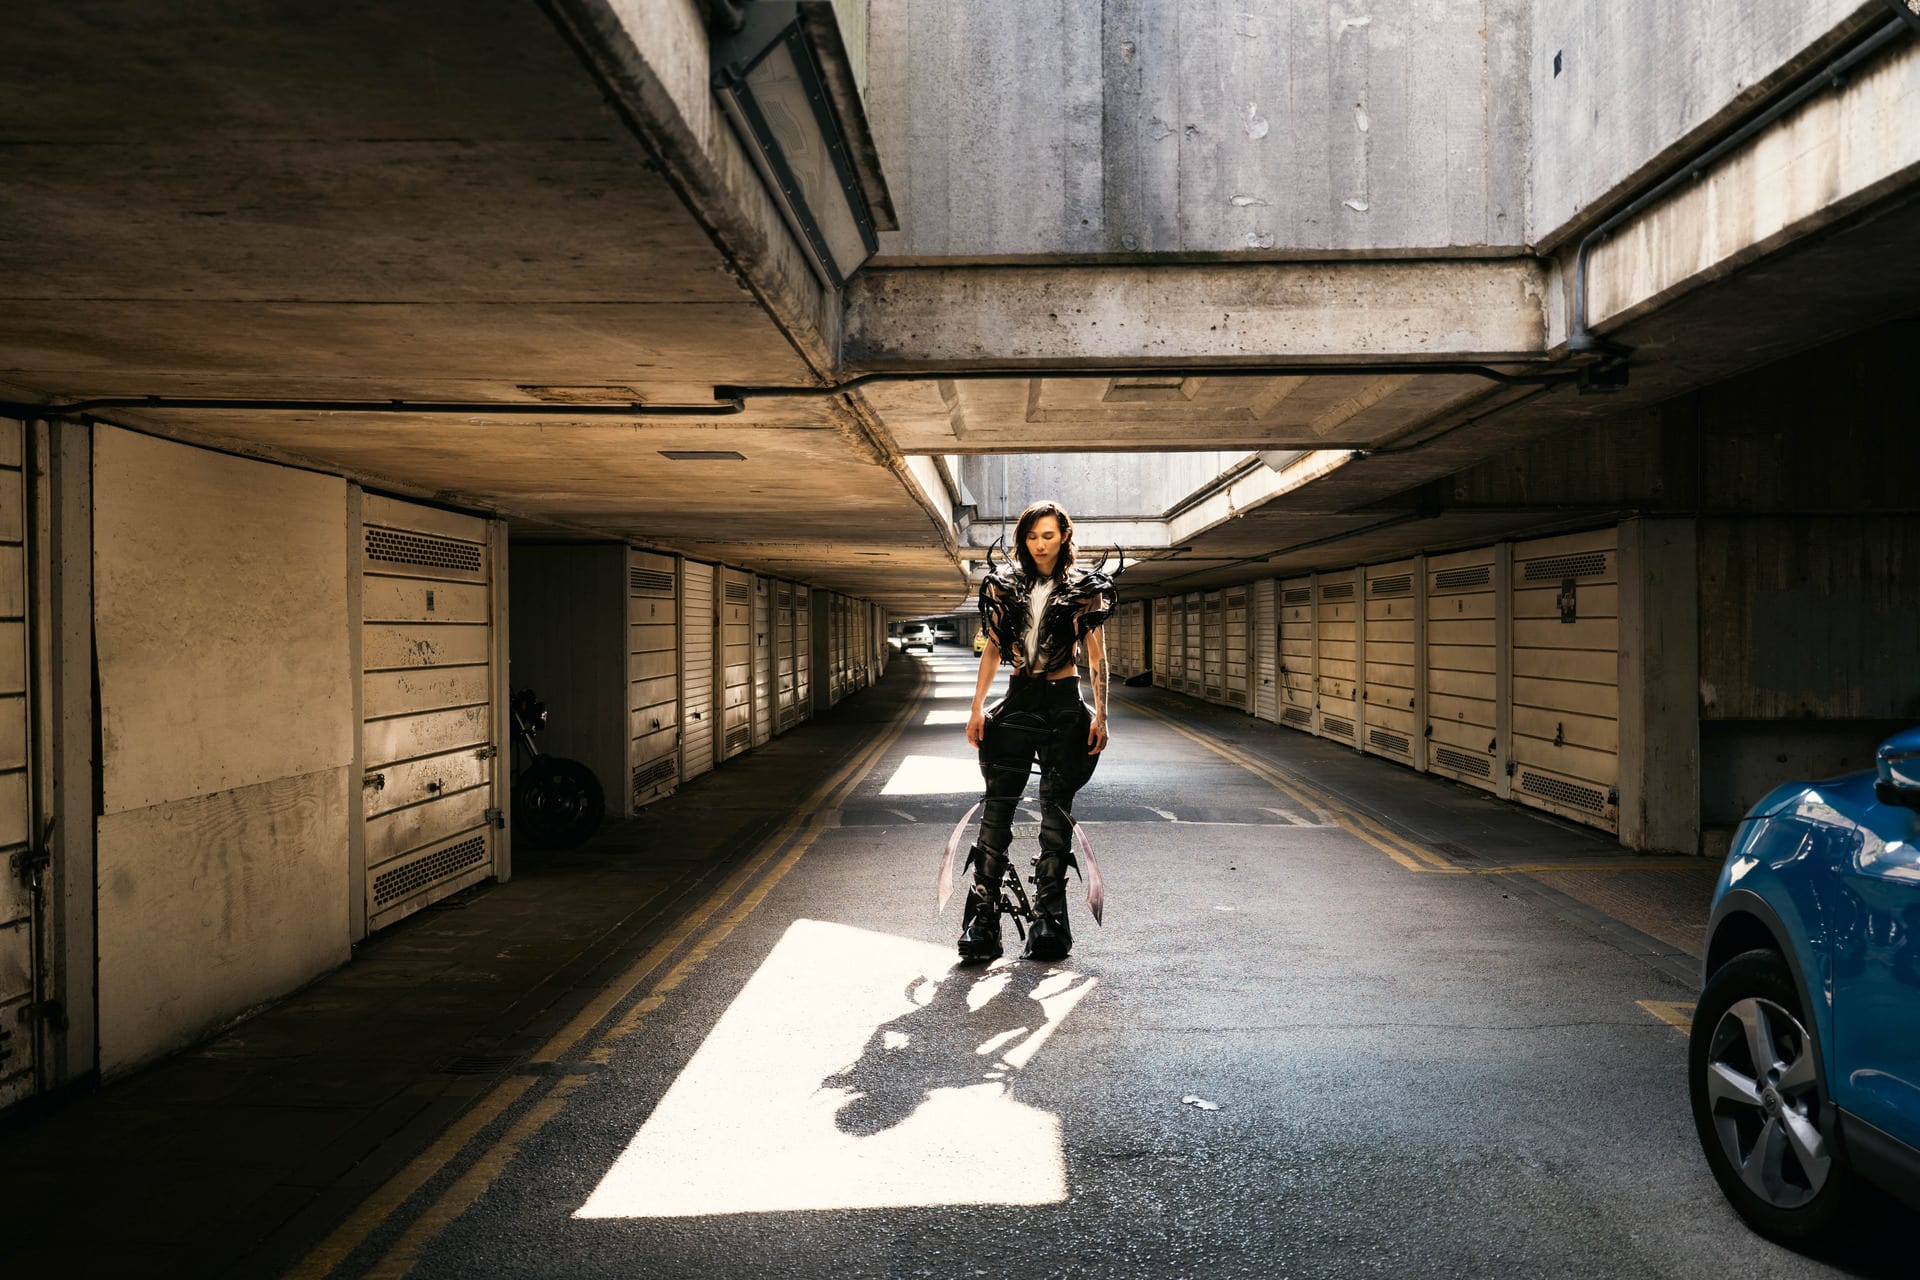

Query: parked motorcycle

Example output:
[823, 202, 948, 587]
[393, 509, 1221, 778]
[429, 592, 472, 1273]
[510, 689, 605, 850]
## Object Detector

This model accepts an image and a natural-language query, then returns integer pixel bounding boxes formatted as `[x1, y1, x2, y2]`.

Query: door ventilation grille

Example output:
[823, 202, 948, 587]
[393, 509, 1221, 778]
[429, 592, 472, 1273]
[1283, 587, 1312, 604]
[1204, 685, 1222, 699]
[1283, 707, 1313, 727]
[1369, 574, 1412, 597]
[1433, 746, 1493, 778]
[366, 528, 482, 573]
[1520, 769, 1608, 813]
[1319, 582, 1355, 601]
[1524, 552, 1608, 582]
[1369, 728, 1411, 756]
[1228, 689, 1249, 707]
[724, 727, 750, 753]
[1227, 593, 1247, 609]
[630, 567, 674, 595]
[780, 707, 798, 729]
[1323, 715, 1354, 739]
[1434, 565, 1492, 591]
[633, 756, 676, 799]
[725, 581, 749, 604]
[374, 834, 487, 907]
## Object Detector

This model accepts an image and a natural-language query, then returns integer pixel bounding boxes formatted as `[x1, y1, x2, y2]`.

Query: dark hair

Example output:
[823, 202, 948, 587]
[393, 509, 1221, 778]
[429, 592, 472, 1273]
[1012, 501, 1075, 580]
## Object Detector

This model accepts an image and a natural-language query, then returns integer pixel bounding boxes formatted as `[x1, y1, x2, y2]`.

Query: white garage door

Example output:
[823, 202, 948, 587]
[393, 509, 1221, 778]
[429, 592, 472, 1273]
[1224, 587, 1250, 711]
[752, 575, 772, 747]
[776, 581, 797, 732]
[1278, 578, 1315, 733]
[1201, 590, 1225, 702]
[721, 568, 752, 761]
[358, 495, 502, 933]
[1423, 545, 1500, 793]
[628, 550, 679, 809]
[1252, 579, 1278, 723]
[681, 561, 717, 781]
[793, 585, 813, 719]
[0, 420, 39, 1108]
[1510, 529, 1620, 832]
[1362, 559, 1419, 769]
[1314, 569, 1359, 745]
[1152, 598, 1171, 686]
[1182, 593, 1203, 695]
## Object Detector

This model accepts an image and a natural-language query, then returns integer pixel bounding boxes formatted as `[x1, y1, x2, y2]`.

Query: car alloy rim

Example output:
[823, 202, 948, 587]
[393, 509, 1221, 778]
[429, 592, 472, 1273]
[1703, 996, 1832, 1208]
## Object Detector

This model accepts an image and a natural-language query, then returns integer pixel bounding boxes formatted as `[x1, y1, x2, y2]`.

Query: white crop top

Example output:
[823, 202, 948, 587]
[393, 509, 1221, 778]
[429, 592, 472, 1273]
[1023, 578, 1055, 669]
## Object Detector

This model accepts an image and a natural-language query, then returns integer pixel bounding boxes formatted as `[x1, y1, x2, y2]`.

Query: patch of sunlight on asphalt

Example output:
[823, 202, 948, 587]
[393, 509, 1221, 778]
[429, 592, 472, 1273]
[575, 919, 1094, 1218]
[881, 754, 982, 795]
[923, 710, 971, 726]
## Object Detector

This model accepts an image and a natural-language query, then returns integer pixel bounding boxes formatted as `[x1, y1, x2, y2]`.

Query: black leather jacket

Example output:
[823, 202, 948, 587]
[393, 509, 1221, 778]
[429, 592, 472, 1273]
[977, 566, 1116, 676]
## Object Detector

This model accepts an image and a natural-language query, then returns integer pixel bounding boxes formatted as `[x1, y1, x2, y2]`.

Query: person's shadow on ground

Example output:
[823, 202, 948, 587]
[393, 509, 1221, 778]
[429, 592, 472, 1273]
[820, 963, 1091, 1138]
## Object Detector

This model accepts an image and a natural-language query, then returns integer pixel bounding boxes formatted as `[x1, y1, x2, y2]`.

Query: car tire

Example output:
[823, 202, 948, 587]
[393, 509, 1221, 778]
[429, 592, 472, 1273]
[1689, 947, 1858, 1249]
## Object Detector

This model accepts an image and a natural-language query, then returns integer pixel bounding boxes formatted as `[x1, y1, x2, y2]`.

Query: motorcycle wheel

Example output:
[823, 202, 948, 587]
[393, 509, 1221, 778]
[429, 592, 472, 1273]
[514, 756, 605, 850]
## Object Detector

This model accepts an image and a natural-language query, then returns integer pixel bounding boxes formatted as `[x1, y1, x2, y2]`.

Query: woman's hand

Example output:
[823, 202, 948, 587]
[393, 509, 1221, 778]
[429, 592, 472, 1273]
[967, 707, 986, 749]
[1087, 711, 1109, 754]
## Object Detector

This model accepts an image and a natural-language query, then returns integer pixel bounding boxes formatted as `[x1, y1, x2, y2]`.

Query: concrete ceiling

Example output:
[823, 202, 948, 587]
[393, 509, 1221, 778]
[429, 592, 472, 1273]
[3, 4, 1916, 617]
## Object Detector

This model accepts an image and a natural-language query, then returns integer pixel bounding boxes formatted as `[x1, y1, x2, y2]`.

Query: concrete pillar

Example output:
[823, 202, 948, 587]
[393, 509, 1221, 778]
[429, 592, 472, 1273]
[1618, 518, 1701, 853]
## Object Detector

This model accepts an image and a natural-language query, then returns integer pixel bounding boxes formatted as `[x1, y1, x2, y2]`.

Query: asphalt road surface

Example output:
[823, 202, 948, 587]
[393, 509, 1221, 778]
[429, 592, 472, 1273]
[307, 653, 1907, 1278]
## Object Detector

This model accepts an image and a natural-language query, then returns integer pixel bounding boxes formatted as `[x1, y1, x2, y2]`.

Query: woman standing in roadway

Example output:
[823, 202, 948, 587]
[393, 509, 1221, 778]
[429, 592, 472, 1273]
[955, 500, 1115, 963]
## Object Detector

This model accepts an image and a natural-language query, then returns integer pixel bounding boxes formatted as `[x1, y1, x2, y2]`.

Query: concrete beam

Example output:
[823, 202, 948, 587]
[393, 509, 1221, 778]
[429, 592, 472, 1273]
[843, 260, 1551, 370]
[1582, 35, 1920, 335]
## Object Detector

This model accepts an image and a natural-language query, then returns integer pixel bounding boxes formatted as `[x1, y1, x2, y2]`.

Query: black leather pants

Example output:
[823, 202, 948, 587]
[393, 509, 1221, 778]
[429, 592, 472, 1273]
[970, 674, 1099, 958]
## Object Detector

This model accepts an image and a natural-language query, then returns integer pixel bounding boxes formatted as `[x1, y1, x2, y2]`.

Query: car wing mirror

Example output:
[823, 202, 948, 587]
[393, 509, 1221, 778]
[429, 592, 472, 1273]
[1875, 727, 1920, 811]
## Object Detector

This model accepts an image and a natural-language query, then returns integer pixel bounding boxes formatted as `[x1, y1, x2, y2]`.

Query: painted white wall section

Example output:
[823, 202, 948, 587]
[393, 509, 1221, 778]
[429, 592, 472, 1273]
[93, 427, 350, 1075]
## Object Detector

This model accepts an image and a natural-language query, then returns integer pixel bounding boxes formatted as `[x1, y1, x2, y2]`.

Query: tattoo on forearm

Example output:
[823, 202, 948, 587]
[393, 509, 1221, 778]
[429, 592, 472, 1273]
[1094, 648, 1108, 718]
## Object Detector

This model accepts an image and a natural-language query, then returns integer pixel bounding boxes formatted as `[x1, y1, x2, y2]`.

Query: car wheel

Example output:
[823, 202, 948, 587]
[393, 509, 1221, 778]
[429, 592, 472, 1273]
[1689, 947, 1856, 1247]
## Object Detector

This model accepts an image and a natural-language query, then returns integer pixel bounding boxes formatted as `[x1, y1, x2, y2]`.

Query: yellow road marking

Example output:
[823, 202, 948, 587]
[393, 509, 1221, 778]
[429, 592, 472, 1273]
[1484, 861, 1706, 876]
[1637, 999, 1696, 1033]
[363, 1076, 589, 1280]
[323, 672, 928, 1278]
[1126, 700, 1464, 874]
[284, 1075, 535, 1280]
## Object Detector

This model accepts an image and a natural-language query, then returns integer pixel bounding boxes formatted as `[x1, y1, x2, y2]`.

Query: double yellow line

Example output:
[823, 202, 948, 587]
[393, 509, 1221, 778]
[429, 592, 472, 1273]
[291, 673, 929, 1279]
[1126, 699, 1710, 880]
[1125, 699, 1463, 874]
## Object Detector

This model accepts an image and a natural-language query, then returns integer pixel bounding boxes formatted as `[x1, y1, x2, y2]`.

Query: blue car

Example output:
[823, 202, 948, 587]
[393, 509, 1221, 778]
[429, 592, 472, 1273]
[1692, 726, 1920, 1245]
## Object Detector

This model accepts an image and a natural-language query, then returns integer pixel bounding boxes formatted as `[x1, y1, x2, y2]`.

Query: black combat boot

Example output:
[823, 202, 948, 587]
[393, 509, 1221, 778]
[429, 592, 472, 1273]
[1022, 853, 1073, 961]
[957, 844, 1008, 962]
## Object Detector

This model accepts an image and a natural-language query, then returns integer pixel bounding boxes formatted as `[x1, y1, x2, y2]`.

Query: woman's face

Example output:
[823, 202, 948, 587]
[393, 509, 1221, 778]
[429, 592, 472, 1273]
[1025, 515, 1065, 573]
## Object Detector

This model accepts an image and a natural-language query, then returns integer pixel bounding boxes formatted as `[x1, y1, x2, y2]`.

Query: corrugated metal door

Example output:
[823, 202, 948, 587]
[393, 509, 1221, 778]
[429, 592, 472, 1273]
[628, 550, 678, 808]
[1362, 559, 1420, 769]
[751, 576, 772, 746]
[721, 568, 752, 761]
[1279, 578, 1315, 733]
[1152, 598, 1171, 686]
[680, 560, 716, 781]
[1511, 529, 1620, 831]
[775, 581, 797, 731]
[0, 420, 40, 1108]
[359, 495, 502, 933]
[1314, 569, 1359, 745]
[1201, 591, 1225, 702]
[794, 585, 812, 719]
[1224, 588, 1250, 711]
[1424, 545, 1500, 793]
[1182, 593, 1203, 694]
[1252, 579, 1278, 723]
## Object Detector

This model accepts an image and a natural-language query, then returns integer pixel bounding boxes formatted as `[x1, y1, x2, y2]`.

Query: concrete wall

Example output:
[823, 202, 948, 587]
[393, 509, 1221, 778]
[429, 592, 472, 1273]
[959, 452, 1248, 521]
[1528, 0, 1880, 247]
[867, 0, 1531, 260]
[93, 428, 351, 1076]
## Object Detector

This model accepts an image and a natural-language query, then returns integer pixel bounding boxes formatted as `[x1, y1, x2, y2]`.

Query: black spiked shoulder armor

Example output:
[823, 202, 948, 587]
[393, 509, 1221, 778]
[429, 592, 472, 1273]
[977, 566, 1115, 675]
